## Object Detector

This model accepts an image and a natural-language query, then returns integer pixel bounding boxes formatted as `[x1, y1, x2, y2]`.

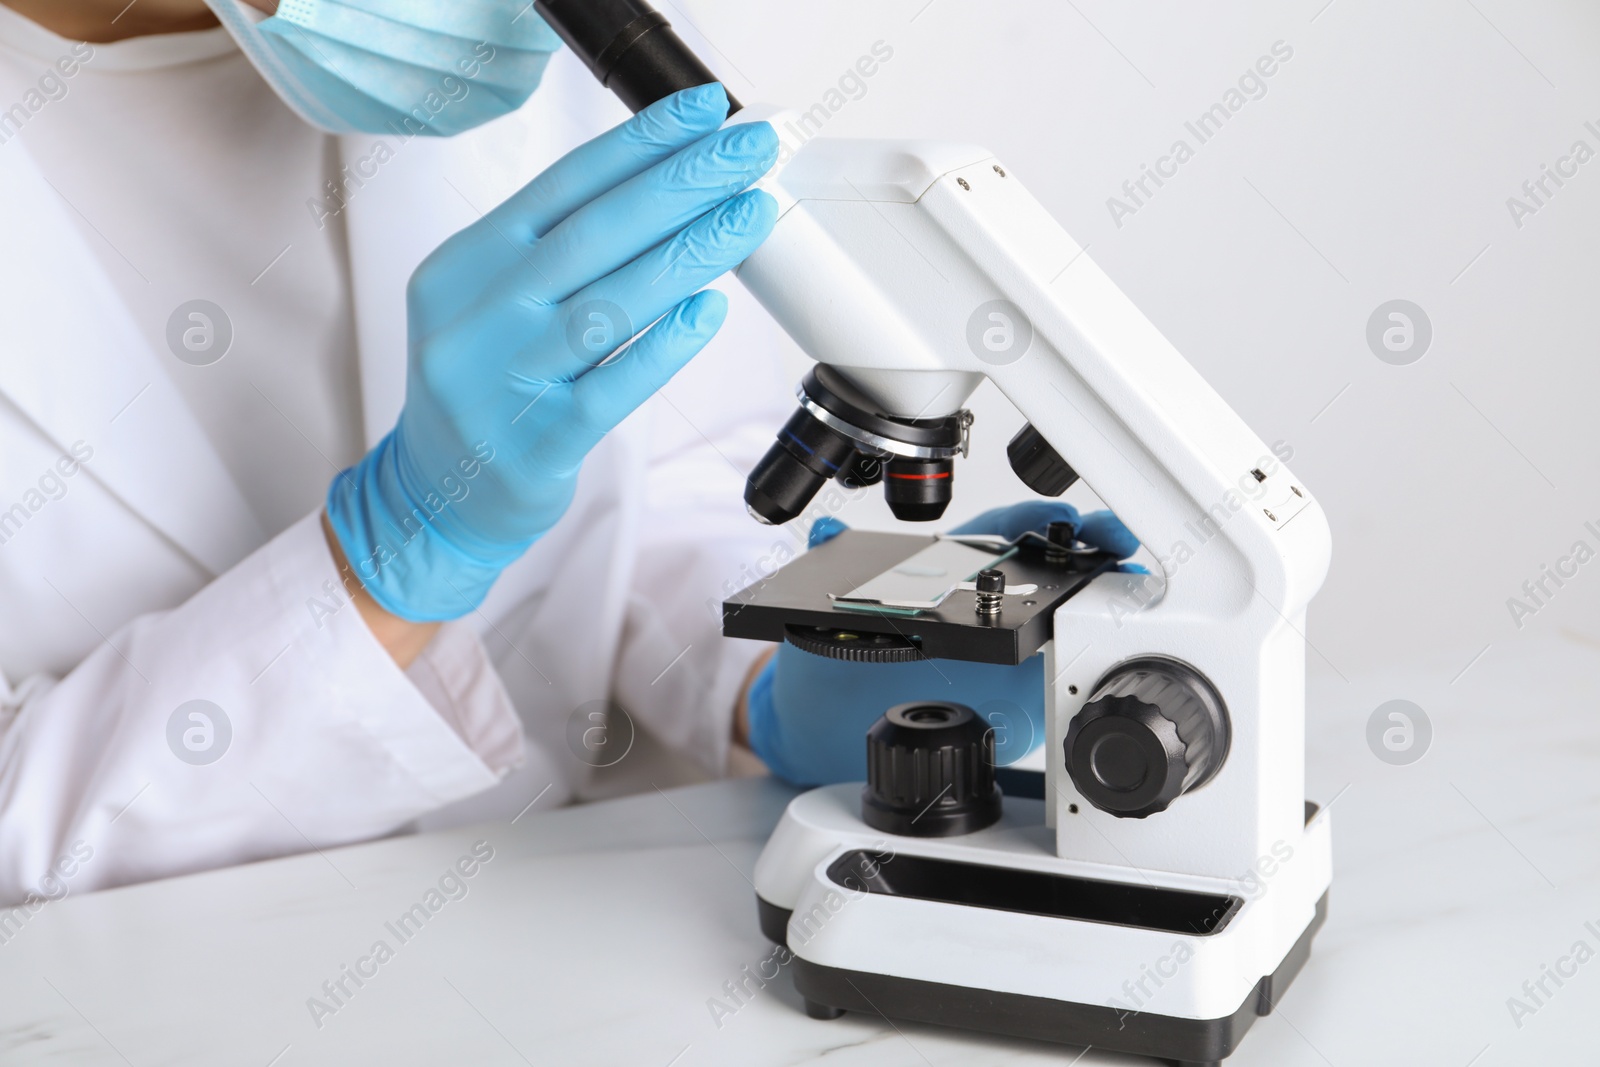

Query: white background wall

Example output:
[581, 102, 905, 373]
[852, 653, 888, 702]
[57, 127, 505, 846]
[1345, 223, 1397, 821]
[669, 0, 1600, 685]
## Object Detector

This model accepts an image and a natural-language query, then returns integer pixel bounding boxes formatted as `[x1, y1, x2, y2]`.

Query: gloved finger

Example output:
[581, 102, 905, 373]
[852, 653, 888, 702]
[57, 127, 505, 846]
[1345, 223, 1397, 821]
[519, 120, 778, 303]
[475, 83, 733, 244]
[414, 86, 734, 312]
[949, 500, 1141, 559]
[529, 187, 777, 381]
[1076, 509, 1141, 559]
[948, 500, 1080, 541]
[550, 289, 728, 467]
[809, 516, 849, 547]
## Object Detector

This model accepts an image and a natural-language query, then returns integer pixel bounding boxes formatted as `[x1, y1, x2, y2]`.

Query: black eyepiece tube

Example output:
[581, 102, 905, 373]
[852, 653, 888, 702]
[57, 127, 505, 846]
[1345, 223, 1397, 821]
[533, 0, 740, 115]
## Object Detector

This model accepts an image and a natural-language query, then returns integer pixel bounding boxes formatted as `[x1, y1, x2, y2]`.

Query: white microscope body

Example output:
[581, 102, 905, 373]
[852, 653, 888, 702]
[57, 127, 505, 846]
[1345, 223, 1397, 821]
[528, 1, 1330, 1054]
[736, 115, 1332, 1066]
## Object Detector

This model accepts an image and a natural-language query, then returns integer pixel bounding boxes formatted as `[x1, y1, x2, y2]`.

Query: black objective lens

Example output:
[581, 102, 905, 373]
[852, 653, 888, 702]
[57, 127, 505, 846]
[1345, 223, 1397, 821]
[746, 368, 969, 526]
[744, 408, 856, 525]
[837, 450, 885, 489]
[883, 458, 954, 522]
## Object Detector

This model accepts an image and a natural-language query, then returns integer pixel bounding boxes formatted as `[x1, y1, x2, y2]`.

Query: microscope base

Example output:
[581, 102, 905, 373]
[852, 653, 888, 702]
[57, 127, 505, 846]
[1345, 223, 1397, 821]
[758, 892, 1325, 1067]
[752, 784, 1332, 1066]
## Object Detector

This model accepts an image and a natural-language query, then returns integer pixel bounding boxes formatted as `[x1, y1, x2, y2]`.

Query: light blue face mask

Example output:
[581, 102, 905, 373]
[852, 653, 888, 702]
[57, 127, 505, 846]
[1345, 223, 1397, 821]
[205, 0, 563, 136]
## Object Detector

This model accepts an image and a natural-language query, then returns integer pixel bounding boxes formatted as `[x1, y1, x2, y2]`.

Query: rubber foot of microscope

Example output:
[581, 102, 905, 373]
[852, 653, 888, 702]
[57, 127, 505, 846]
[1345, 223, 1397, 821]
[1174, 1061, 1220, 1067]
[804, 999, 846, 1020]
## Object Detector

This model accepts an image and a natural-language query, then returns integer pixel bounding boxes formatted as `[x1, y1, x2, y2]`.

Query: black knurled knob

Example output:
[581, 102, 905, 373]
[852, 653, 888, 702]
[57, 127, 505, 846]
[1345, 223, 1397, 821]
[1007, 422, 1079, 497]
[1044, 520, 1078, 564]
[862, 702, 1002, 837]
[975, 569, 1006, 593]
[784, 625, 923, 664]
[1064, 659, 1229, 819]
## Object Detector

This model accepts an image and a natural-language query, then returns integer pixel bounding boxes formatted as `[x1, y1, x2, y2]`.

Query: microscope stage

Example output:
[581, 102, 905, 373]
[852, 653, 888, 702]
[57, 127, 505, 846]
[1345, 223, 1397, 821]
[722, 529, 1116, 666]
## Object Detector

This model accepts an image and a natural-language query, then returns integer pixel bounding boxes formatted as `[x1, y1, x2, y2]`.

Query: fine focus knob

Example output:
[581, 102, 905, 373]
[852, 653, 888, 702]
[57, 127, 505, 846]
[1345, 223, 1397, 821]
[863, 702, 1001, 837]
[1064, 659, 1229, 819]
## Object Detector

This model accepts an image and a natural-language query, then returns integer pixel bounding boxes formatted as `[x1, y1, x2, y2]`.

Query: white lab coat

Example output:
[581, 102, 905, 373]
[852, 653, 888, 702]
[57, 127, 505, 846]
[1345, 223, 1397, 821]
[0, 51, 792, 903]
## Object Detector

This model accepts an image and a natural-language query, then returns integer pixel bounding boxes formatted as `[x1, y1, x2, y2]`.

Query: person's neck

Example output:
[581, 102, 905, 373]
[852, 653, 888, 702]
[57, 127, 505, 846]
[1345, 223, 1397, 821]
[1, 0, 276, 43]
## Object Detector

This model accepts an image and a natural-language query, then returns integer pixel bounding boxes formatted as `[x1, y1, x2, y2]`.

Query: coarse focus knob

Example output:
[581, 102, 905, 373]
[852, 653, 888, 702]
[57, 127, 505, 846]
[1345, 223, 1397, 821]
[863, 702, 1001, 837]
[1064, 659, 1229, 819]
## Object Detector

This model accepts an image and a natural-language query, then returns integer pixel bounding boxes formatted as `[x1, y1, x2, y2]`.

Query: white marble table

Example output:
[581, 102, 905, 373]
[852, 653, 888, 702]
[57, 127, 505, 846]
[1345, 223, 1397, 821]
[0, 634, 1595, 1066]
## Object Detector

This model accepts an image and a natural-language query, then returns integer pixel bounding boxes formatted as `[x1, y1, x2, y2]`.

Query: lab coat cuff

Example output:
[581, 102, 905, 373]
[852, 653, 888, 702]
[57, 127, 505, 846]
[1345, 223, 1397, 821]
[404, 621, 525, 777]
[276, 511, 523, 804]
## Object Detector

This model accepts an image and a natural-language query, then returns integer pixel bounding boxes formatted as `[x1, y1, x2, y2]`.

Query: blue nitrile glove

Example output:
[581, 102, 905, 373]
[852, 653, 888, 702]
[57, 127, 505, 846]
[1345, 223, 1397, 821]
[746, 502, 1142, 786]
[327, 84, 779, 620]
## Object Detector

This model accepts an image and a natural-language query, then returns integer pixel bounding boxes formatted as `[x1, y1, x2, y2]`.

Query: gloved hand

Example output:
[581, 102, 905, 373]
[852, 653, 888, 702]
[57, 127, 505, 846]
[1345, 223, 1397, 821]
[327, 84, 779, 620]
[745, 501, 1142, 786]
[206, 0, 563, 136]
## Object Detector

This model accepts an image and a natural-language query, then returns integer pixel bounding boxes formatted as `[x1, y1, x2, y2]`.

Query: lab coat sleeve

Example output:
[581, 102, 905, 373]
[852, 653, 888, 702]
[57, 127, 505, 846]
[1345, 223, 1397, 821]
[0, 510, 523, 905]
[608, 305, 801, 775]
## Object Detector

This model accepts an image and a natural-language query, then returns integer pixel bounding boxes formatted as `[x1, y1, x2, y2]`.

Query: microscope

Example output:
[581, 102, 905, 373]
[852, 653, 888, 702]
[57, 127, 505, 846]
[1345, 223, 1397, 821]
[536, 4, 1332, 1064]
